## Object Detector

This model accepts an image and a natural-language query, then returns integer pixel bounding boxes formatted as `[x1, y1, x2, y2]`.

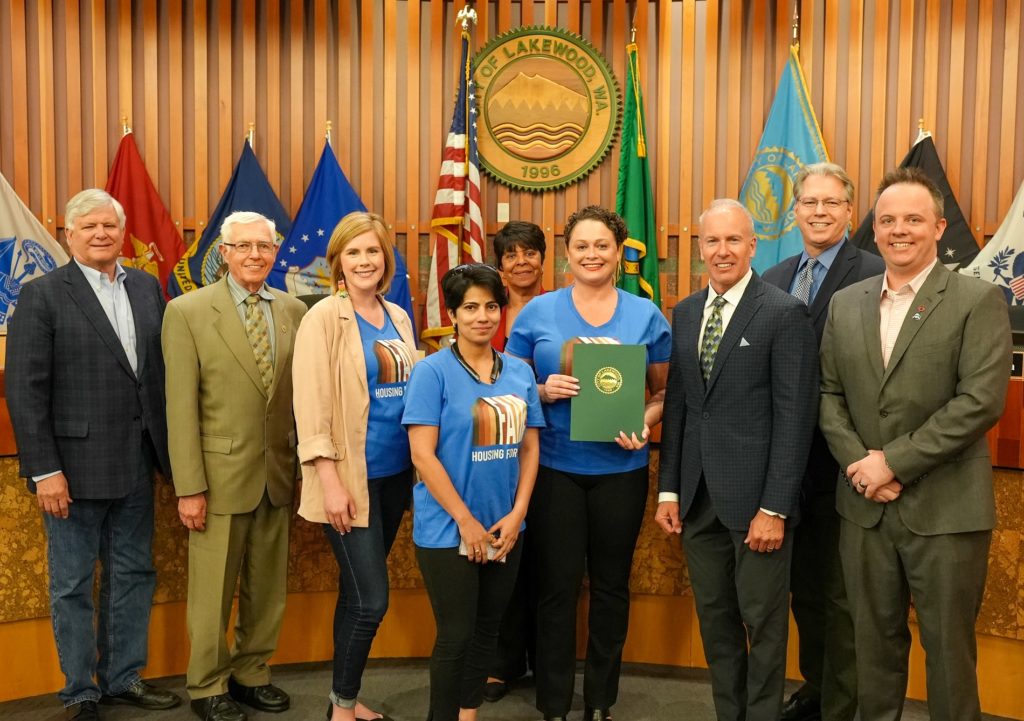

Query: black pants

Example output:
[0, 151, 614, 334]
[683, 481, 792, 721]
[789, 490, 856, 721]
[530, 465, 648, 716]
[416, 543, 523, 721]
[489, 529, 536, 681]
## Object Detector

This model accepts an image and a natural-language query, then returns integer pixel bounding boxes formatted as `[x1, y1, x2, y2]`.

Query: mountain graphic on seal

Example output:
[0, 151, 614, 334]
[487, 73, 589, 161]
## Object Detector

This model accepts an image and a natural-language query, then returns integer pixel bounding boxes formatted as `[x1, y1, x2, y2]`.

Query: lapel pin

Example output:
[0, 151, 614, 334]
[911, 313, 921, 321]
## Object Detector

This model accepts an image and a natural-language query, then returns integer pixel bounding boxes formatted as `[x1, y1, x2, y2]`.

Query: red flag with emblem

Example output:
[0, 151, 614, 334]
[104, 131, 186, 297]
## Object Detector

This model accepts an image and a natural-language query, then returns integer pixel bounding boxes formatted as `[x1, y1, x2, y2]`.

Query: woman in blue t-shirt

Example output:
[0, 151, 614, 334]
[403, 264, 545, 721]
[293, 212, 418, 721]
[505, 206, 672, 721]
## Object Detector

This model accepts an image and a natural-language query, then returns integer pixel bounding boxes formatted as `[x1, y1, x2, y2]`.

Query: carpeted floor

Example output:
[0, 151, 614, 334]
[0, 660, 993, 720]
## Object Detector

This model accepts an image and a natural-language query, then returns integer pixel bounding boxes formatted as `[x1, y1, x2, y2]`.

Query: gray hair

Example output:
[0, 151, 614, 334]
[794, 162, 855, 204]
[220, 211, 277, 245]
[65, 189, 125, 232]
[698, 199, 755, 236]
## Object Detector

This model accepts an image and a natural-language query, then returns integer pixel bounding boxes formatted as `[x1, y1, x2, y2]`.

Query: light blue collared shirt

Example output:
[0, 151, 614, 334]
[788, 238, 846, 305]
[225, 274, 277, 362]
[75, 259, 137, 373]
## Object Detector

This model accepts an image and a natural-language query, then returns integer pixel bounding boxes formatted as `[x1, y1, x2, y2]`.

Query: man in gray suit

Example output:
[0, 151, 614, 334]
[657, 199, 819, 721]
[819, 167, 1010, 721]
[762, 163, 884, 721]
[7, 189, 181, 720]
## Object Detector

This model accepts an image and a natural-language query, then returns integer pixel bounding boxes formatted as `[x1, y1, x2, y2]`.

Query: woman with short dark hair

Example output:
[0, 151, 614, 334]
[491, 221, 547, 352]
[404, 263, 545, 721]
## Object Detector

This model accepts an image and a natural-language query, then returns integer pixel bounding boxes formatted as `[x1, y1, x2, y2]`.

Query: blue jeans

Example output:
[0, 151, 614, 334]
[43, 478, 156, 706]
[324, 469, 412, 705]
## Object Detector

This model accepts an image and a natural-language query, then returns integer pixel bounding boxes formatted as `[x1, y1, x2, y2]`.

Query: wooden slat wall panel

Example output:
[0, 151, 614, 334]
[0, 0, 1021, 320]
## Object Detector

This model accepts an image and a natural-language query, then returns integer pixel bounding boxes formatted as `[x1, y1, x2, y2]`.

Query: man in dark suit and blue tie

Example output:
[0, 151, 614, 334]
[762, 163, 884, 721]
[656, 199, 819, 721]
[820, 168, 1010, 721]
[6, 189, 181, 720]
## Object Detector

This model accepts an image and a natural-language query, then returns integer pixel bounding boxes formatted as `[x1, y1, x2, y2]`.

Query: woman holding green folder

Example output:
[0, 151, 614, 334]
[505, 205, 671, 721]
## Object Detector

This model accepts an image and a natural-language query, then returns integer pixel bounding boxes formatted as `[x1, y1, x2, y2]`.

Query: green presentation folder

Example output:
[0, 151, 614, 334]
[569, 343, 647, 442]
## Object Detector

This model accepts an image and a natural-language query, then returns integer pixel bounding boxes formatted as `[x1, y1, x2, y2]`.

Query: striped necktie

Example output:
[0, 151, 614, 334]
[244, 294, 274, 392]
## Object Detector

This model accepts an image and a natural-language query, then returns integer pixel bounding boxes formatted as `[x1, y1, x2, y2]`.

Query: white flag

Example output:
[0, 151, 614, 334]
[0, 171, 68, 331]
[960, 180, 1024, 305]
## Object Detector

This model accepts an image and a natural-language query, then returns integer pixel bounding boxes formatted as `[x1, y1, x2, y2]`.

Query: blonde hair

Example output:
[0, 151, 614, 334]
[326, 211, 396, 293]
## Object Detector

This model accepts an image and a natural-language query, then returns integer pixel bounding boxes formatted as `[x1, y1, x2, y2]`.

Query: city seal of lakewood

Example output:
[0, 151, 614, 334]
[474, 26, 620, 192]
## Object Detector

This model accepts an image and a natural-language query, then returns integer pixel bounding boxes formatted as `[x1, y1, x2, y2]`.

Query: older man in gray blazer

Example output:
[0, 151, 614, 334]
[657, 199, 819, 721]
[819, 167, 1010, 721]
[7, 189, 180, 720]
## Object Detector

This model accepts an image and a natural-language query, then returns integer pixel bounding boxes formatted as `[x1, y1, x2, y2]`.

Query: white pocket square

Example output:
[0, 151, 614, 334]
[739, 337, 751, 347]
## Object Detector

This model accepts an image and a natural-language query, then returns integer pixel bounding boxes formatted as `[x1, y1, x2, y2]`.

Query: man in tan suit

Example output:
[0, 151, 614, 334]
[819, 168, 1010, 721]
[164, 211, 307, 721]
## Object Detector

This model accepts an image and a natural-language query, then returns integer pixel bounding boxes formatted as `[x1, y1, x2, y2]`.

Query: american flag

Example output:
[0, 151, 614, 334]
[422, 27, 484, 349]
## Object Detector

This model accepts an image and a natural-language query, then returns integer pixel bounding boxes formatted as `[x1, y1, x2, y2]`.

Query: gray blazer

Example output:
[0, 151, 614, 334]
[6, 262, 170, 497]
[658, 273, 820, 530]
[819, 263, 1011, 534]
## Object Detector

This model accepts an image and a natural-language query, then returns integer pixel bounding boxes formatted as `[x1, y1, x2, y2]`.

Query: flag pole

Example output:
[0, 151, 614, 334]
[121, 115, 130, 136]
[792, 5, 800, 47]
[326, 120, 332, 146]
[247, 122, 255, 151]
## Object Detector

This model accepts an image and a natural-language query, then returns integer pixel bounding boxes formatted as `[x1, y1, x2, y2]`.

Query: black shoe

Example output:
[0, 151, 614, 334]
[780, 692, 821, 721]
[102, 679, 182, 710]
[190, 694, 247, 721]
[65, 701, 100, 720]
[483, 680, 509, 702]
[584, 707, 612, 721]
[227, 677, 290, 713]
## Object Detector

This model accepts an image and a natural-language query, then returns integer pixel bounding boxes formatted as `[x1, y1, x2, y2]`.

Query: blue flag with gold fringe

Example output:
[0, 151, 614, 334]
[741, 45, 829, 272]
[167, 139, 291, 296]
[267, 141, 416, 334]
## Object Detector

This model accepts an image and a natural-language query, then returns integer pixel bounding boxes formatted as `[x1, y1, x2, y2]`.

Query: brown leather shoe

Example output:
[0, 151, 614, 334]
[102, 679, 182, 710]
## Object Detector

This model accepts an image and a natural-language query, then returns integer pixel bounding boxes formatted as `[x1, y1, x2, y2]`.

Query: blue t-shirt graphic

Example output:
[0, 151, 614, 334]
[356, 310, 414, 478]
[505, 287, 672, 474]
[403, 348, 545, 549]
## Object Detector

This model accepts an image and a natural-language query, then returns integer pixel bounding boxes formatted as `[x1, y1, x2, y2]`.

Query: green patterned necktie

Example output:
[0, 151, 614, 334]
[244, 294, 274, 392]
[700, 295, 727, 383]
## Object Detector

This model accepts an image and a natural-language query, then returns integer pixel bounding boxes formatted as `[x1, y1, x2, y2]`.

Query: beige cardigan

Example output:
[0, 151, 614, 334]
[292, 293, 418, 526]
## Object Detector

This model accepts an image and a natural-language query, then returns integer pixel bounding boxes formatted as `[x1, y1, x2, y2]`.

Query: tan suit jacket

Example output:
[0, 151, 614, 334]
[163, 277, 307, 513]
[293, 293, 417, 526]
[819, 263, 1010, 534]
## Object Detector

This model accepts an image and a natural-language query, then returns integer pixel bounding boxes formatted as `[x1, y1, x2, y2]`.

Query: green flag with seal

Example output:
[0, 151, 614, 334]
[615, 41, 660, 307]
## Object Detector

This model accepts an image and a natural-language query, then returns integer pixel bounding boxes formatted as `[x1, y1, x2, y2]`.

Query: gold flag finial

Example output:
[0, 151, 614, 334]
[630, 5, 638, 44]
[247, 122, 255, 149]
[326, 120, 333, 144]
[121, 115, 130, 136]
[792, 5, 800, 46]
[915, 119, 932, 145]
[456, 4, 477, 30]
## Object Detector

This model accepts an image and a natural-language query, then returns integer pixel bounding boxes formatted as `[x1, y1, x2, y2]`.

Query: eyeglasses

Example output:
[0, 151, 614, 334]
[221, 241, 277, 255]
[797, 198, 849, 210]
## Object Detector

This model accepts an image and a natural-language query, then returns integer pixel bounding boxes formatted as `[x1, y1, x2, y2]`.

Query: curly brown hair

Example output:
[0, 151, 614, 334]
[563, 205, 628, 246]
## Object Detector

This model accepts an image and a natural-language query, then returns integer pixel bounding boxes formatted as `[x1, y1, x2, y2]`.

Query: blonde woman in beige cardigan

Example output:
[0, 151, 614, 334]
[292, 212, 418, 721]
